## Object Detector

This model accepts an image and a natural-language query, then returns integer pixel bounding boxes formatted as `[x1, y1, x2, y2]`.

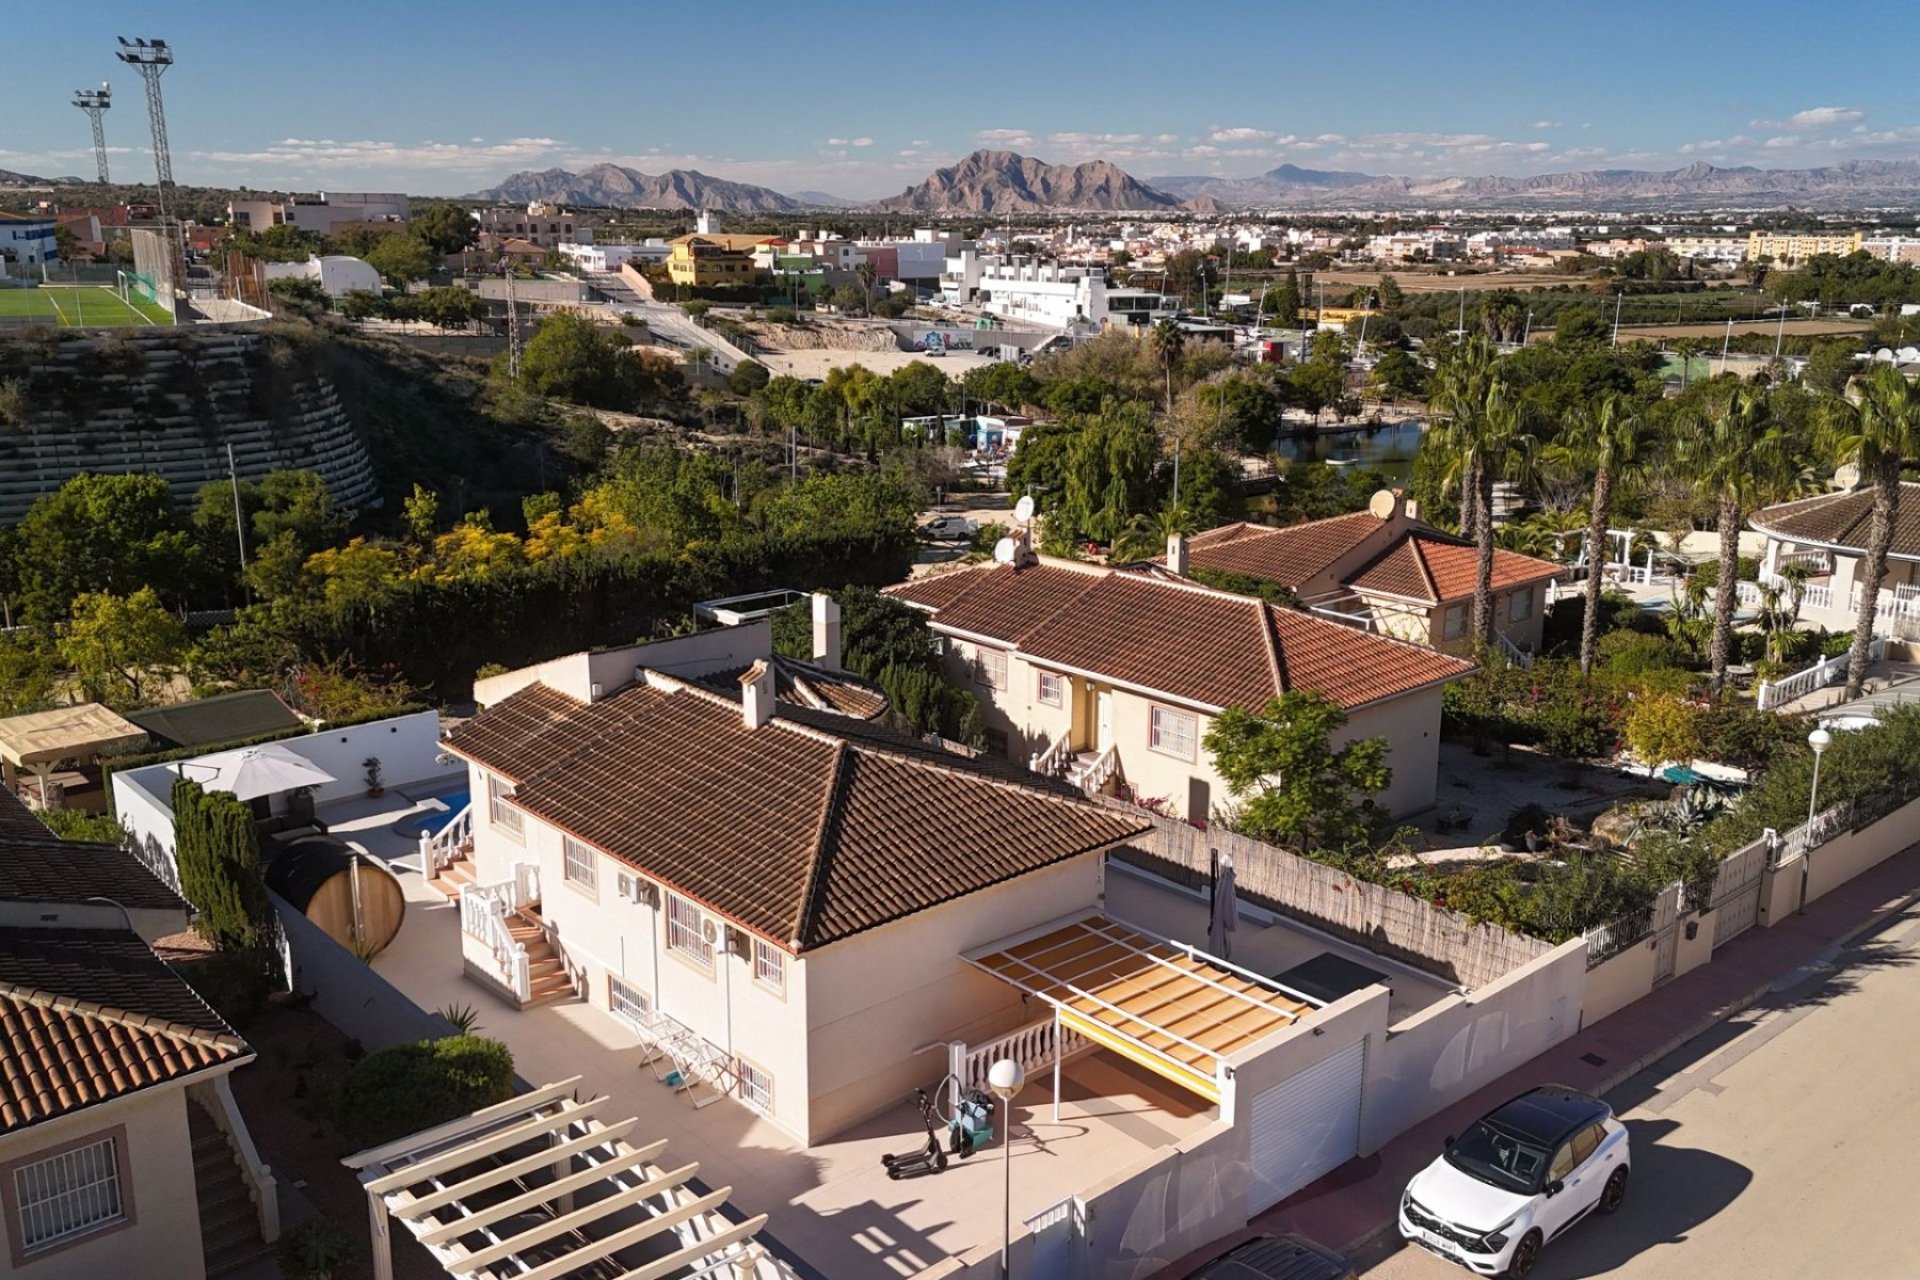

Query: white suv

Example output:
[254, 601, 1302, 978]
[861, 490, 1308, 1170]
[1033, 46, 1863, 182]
[1399, 1085, 1629, 1278]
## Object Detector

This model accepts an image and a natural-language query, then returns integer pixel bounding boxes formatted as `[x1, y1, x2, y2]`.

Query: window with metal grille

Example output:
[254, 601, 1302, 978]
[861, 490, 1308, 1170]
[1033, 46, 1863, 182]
[1508, 586, 1534, 622]
[487, 774, 523, 839]
[666, 893, 713, 970]
[975, 646, 1008, 690]
[14, 1137, 123, 1253]
[1150, 705, 1197, 760]
[1443, 603, 1468, 640]
[737, 1059, 774, 1114]
[607, 974, 650, 1028]
[562, 837, 597, 897]
[1036, 671, 1063, 706]
[752, 938, 786, 996]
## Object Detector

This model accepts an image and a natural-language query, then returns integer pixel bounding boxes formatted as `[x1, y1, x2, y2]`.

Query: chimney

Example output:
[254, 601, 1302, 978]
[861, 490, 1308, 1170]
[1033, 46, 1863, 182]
[1167, 532, 1189, 576]
[739, 659, 775, 729]
[811, 591, 842, 672]
[1404, 495, 1421, 522]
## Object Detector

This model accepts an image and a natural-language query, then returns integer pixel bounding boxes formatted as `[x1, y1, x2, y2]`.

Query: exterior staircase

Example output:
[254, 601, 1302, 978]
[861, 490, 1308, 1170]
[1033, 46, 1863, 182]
[508, 906, 578, 1008]
[433, 854, 478, 899]
[189, 1097, 271, 1277]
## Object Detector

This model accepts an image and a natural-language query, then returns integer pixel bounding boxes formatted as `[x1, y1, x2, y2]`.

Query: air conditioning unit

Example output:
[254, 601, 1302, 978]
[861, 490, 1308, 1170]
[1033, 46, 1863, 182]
[616, 872, 637, 901]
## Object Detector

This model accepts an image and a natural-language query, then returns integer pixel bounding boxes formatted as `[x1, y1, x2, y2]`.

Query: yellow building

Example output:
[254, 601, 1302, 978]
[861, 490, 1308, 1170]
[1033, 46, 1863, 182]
[1309, 304, 1380, 331]
[666, 233, 775, 286]
[1746, 230, 1863, 263]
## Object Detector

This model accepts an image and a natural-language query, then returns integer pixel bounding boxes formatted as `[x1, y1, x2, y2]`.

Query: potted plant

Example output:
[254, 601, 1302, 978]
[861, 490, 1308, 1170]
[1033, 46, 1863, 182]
[362, 756, 385, 798]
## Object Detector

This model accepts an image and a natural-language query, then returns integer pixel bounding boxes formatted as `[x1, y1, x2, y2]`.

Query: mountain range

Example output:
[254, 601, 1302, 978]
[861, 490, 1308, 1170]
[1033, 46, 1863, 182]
[871, 150, 1182, 213]
[1147, 159, 1920, 209]
[470, 151, 1920, 215]
[468, 163, 798, 212]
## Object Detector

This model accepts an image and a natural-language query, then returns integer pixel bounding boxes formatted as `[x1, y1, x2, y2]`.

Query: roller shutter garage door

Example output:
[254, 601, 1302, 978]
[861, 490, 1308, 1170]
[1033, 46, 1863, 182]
[1246, 1039, 1366, 1214]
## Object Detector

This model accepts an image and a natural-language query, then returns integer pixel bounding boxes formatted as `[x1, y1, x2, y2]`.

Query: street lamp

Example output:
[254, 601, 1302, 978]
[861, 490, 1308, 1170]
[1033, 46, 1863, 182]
[1806, 727, 1832, 825]
[988, 1058, 1026, 1278]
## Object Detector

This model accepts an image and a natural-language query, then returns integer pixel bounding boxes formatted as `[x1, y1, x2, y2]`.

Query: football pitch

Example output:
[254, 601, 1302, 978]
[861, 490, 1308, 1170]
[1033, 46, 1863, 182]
[0, 286, 174, 328]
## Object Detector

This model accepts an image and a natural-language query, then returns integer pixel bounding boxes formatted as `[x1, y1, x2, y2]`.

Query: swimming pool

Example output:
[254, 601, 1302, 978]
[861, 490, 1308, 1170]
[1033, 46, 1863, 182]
[421, 788, 471, 835]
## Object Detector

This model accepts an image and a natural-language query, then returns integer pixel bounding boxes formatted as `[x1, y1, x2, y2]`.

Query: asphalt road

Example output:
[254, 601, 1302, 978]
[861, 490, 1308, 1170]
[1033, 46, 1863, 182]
[1358, 897, 1920, 1280]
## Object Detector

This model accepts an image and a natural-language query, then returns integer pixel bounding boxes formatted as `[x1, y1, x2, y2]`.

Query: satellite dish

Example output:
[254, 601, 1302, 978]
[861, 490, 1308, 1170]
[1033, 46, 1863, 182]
[992, 537, 1018, 565]
[1834, 463, 1861, 491]
[1013, 495, 1036, 524]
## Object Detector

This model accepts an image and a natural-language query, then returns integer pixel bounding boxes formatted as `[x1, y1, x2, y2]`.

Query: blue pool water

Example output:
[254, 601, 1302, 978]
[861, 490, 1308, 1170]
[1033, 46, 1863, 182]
[422, 788, 470, 834]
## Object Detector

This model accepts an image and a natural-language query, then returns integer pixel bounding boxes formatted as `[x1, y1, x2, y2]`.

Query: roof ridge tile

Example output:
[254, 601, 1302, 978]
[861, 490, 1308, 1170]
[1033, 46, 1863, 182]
[0, 982, 246, 1055]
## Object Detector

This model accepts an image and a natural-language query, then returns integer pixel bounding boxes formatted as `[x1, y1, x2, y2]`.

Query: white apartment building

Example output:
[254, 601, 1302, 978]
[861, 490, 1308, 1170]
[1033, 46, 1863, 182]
[474, 202, 595, 248]
[555, 241, 669, 271]
[1863, 235, 1920, 265]
[262, 254, 381, 297]
[941, 252, 1121, 328]
[1666, 235, 1748, 264]
[227, 192, 409, 235]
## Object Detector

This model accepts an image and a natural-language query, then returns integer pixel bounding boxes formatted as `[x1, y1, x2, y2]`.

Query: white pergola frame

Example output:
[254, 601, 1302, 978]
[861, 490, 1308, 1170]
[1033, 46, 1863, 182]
[344, 1078, 774, 1280]
[966, 914, 1322, 1109]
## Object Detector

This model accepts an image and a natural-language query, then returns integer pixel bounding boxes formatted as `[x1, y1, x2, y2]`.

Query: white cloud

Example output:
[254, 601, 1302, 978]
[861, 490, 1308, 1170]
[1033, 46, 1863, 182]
[1208, 126, 1275, 143]
[911, 139, 929, 147]
[826, 136, 874, 147]
[1048, 132, 1146, 147]
[192, 136, 566, 172]
[1763, 134, 1800, 149]
[1530, 120, 1562, 130]
[1752, 105, 1866, 130]
[975, 128, 1035, 149]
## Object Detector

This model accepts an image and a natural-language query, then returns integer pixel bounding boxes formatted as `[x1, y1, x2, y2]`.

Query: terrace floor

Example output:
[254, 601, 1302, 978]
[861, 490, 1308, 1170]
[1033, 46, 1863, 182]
[1104, 862, 1458, 1022]
[311, 772, 469, 866]
[369, 871, 1219, 1277]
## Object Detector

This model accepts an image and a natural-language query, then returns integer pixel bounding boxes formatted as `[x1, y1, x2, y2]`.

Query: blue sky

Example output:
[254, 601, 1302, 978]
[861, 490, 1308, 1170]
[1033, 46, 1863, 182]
[5, 1, 1919, 199]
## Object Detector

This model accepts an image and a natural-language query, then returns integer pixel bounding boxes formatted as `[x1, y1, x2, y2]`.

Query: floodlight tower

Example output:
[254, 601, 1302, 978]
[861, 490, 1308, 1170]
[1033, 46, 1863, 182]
[115, 37, 176, 221]
[71, 84, 113, 185]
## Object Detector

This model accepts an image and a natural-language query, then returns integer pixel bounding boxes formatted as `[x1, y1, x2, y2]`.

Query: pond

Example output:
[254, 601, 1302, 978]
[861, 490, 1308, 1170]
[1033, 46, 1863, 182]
[1272, 419, 1427, 482]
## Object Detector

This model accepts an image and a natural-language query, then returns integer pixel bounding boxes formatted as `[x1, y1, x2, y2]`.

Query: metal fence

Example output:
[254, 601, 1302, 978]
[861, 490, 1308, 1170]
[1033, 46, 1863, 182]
[1112, 812, 1554, 990]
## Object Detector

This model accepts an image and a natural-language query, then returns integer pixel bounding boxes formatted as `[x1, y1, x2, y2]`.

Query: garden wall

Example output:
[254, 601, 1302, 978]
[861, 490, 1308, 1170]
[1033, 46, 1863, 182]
[273, 889, 457, 1050]
[1114, 815, 1554, 989]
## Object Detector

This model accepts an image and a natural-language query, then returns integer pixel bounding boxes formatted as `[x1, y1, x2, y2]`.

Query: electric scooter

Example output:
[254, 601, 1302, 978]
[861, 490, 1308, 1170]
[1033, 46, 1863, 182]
[881, 1088, 948, 1179]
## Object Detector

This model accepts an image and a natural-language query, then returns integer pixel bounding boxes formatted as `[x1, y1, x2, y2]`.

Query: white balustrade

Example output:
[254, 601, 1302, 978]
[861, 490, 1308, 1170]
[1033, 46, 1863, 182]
[1496, 629, 1535, 669]
[1076, 744, 1119, 792]
[1757, 637, 1886, 710]
[418, 801, 473, 879]
[458, 883, 530, 1002]
[1030, 731, 1071, 777]
[513, 861, 542, 909]
[960, 1018, 1089, 1093]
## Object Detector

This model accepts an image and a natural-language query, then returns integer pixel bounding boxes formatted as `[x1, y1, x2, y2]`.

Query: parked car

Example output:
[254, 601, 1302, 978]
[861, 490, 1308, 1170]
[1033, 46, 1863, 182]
[1399, 1086, 1630, 1278]
[919, 516, 978, 541]
[1184, 1234, 1355, 1280]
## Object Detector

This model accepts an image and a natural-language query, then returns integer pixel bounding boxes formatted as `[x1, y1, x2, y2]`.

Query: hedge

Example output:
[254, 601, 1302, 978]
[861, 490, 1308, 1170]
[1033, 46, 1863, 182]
[334, 1035, 516, 1147]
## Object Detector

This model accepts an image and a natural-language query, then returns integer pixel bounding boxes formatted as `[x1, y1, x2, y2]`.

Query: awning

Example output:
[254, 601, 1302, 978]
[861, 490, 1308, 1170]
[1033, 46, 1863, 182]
[346, 1078, 772, 1280]
[966, 914, 1319, 1105]
[0, 703, 147, 768]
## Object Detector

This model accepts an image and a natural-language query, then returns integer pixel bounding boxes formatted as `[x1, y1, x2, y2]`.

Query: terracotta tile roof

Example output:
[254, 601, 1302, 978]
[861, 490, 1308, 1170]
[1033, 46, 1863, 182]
[456, 680, 1149, 951]
[699, 657, 889, 721]
[444, 683, 590, 782]
[890, 561, 1474, 711]
[1349, 534, 1561, 603]
[1751, 482, 1920, 561]
[1178, 511, 1388, 588]
[0, 929, 248, 1133]
[0, 789, 188, 912]
[892, 562, 1105, 641]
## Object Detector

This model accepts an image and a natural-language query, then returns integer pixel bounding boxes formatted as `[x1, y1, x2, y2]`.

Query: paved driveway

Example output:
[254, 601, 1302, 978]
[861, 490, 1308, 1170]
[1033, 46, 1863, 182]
[1360, 896, 1920, 1279]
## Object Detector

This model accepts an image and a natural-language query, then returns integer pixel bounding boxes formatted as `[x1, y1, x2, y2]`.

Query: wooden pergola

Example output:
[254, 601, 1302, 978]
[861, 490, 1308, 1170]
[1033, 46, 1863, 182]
[967, 914, 1320, 1106]
[344, 1078, 776, 1280]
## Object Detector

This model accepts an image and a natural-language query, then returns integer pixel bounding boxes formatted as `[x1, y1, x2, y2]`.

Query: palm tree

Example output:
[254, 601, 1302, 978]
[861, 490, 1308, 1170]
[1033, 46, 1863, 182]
[1821, 362, 1920, 697]
[1427, 334, 1502, 544]
[855, 259, 877, 315]
[1151, 319, 1185, 411]
[1469, 385, 1528, 644]
[1548, 392, 1647, 675]
[1680, 385, 1788, 694]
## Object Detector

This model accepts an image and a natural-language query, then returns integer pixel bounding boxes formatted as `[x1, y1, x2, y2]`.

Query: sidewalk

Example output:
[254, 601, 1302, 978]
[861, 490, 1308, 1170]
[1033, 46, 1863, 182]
[1155, 839, 1920, 1277]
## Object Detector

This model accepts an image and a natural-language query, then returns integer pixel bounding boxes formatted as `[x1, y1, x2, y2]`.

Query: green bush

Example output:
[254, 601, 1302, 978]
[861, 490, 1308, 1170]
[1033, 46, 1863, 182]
[334, 1035, 516, 1147]
[1597, 629, 1688, 677]
[32, 808, 130, 844]
[1540, 589, 1641, 657]
[177, 949, 279, 1028]
[172, 778, 270, 950]
[1533, 696, 1618, 760]
[277, 1214, 356, 1280]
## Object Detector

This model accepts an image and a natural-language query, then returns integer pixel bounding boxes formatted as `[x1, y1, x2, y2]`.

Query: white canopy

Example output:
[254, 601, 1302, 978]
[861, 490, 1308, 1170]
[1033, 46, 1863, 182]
[187, 742, 335, 801]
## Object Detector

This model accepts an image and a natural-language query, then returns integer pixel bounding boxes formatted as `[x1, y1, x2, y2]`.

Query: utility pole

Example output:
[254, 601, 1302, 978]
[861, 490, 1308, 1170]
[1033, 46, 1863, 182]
[1611, 292, 1623, 346]
[1720, 318, 1733, 376]
[71, 84, 112, 185]
[1773, 296, 1788, 360]
[227, 443, 251, 604]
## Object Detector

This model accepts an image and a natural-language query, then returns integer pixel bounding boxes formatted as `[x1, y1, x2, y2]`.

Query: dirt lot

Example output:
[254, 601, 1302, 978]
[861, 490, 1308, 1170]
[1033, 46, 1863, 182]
[759, 347, 996, 378]
[1311, 269, 1579, 294]
[1616, 317, 1872, 341]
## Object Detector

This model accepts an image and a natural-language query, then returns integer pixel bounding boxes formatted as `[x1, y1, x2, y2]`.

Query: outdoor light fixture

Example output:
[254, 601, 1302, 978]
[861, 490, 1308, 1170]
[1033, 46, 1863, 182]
[1800, 727, 1834, 915]
[988, 1058, 1026, 1278]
